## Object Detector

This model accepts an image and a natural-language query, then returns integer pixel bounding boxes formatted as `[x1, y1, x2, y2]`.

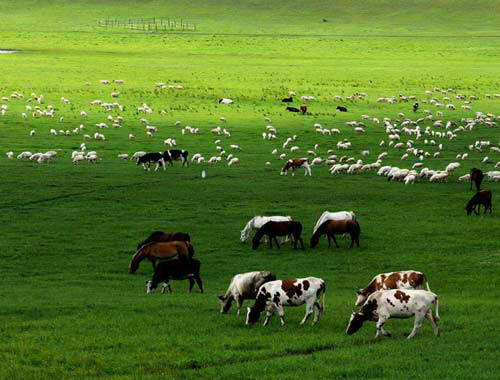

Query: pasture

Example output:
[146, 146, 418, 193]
[1, 1, 499, 378]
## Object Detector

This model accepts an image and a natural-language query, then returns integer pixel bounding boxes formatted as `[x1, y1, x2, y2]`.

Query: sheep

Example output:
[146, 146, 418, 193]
[429, 171, 449, 182]
[279, 153, 287, 160]
[118, 154, 129, 160]
[94, 133, 106, 141]
[146, 131, 153, 138]
[6, 151, 14, 159]
[100, 80, 110, 85]
[290, 146, 300, 153]
[404, 174, 416, 185]
[17, 151, 33, 159]
[230, 144, 241, 151]
[271, 149, 278, 155]
[459, 174, 471, 182]
[72, 154, 85, 164]
[128, 134, 135, 140]
[228, 157, 239, 166]
[29, 130, 36, 137]
[445, 162, 460, 172]
[331, 128, 341, 134]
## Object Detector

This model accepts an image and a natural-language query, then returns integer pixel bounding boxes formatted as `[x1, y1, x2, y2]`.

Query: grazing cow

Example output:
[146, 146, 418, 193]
[470, 168, 484, 192]
[286, 106, 300, 113]
[310, 219, 360, 249]
[346, 289, 440, 339]
[252, 221, 304, 250]
[466, 189, 492, 215]
[163, 149, 189, 167]
[355, 270, 430, 306]
[282, 96, 293, 103]
[336, 106, 348, 112]
[146, 258, 203, 294]
[300, 104, 307, 114]
[312, 211, 356, 234]
[281, 159, 312, 176]
[246, 277, 326, 326]
[137, 152, 165, 171]
[219, 271, 277, 314]
[413, 102, 419, 112]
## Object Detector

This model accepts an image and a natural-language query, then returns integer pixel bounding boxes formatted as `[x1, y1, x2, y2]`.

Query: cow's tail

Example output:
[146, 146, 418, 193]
[434, 296, 440, 321]
[321, 282, 326, 311]
[425, 280, 432, 292]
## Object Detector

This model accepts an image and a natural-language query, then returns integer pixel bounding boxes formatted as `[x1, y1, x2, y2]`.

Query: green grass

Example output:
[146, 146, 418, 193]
[1, 1, 499, 379]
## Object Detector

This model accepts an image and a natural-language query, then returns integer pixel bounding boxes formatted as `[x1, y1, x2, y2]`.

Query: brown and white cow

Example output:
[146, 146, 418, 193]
[355, 270, 430, 306]
[246, 277, 325, 326]
[280, 158, 312, 176]
[346, 289, 440, 339]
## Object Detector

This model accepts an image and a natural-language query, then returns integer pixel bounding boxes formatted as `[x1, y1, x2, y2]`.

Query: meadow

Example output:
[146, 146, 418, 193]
[1, 1, 499, 378]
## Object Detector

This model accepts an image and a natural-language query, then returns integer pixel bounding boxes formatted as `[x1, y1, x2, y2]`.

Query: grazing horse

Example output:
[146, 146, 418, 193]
[312, 211, 356, 234]
[146, 258, 203, 294]
[163, 150, 189, 167]
[137, 231, 191, 250]
[281, 159, 312, 176]
[252, 221, 304, 250]
[240, 216, 292, 242]
[310, 219, 361, 248]
[465, 189, 492, 215]
[129, 241, 195, 273]
[470, 168, 484, 192]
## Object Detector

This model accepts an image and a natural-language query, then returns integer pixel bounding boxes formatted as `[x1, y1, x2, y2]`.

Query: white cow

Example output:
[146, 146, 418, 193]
[218, 271, 276, 315]
[246, 277, 326, 326]
[346, 289, 440, 339]
[312, 211, 356, 234]
[240, 216, 292, 242]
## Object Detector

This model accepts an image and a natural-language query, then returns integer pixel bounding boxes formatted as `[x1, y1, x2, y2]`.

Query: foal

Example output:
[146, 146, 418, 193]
[466, 189, 492, 215]
[310, 219, 361, 248]
[252, 221, 304, 250]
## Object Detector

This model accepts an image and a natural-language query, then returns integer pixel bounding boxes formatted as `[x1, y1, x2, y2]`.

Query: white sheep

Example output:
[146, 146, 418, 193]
[117, 154, 129, 160]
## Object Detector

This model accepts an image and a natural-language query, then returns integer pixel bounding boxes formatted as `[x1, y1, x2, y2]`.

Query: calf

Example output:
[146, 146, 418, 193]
[246, 277, 325, 326]
[163, 149, 189, 167]
[355, 270, 430, 306]
[137, 152, 165, 171]
[219, 271, 276, 314]
[281, 158, 312, 176]
[336, 106, 348, 112]
[346, 289, 440, 339]
[146, 258, 203, 294]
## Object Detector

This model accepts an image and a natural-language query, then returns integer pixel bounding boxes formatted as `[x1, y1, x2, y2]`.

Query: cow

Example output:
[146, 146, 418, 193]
[286, 106, 300, 113]
[282, 96, 293, 103]
[300, 104, 307, 114]
[346, 289, 440, 339]
[355, 270, 430, 306]
[336, 106, 348, 112]
[146, 258, 203, 294]
[218, 98, 233, 104]
[218, 271, 277, 314]
[280, 158, 312, 176]
[163, 149, 189, 167]
[137, 152, 165, 171]
[246, 277, 326, 326]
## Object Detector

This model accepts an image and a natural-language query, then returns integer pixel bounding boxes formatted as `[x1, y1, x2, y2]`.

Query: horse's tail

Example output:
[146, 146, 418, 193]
[352, 220, 361, 236]
[186, 241, 195, 259]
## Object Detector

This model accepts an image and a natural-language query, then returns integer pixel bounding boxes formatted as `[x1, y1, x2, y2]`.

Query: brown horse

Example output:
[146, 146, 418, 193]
[466, 189, 492, 215]
[129, 241, 195, 273]
[470, 168, 484, 192]
[252, 221, 304, 249]
[137, 231, 191, 250]
[310, 219, 360, 248]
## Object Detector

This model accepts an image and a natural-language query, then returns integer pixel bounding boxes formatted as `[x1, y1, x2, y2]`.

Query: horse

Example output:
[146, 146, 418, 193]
[137, 231, 191, 250]
[240, 216, 292, 242]
[252, 221, 304, 250]
[312, 211, 356, 234]
[470, 168, 484, 192]
[129, 241, 195, 274]
[146, 258, 203, 294]
[310, 219, 360, 248]
[465, 189, 492, 215]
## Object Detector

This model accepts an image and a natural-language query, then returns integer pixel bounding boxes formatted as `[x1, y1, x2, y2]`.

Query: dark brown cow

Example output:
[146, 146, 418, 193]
[280, 159, 312, 176]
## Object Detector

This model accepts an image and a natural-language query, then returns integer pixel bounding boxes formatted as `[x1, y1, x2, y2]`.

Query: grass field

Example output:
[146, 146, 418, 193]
[1, 1, 499, 378]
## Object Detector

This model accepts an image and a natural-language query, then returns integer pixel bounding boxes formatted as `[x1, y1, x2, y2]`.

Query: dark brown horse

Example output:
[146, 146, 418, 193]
[252, 221, 304, 249]
[466, 189, 492, 215]
[470, 168, 484, 192]
[310, 219, 360, 248]
[129, 241, 195, 273]
[137, 231, 191, 250]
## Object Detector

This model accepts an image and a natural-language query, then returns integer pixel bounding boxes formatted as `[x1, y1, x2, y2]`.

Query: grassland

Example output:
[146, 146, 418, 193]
[1, 1, 499, 379]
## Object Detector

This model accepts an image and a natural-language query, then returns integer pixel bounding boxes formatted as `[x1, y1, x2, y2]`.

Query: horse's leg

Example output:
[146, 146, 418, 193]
[332, 234, 340, 248]
[274, 237, 281, 249]
[195, 275, 204, 293]
[299, 237, 305, 250]
[269, 235, 273, 249]
[188, 278, 195, 292]
[327, 233, 331, 248]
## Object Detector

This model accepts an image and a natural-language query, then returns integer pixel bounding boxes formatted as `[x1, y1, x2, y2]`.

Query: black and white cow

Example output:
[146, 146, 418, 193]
[346, 289, 440, 339]
[218, 271, 276, 315]
[246, 277, 325, 326]
[146, 258, 203, 294]
[163, 150, 189, 167]
[137, 152, 166, 171]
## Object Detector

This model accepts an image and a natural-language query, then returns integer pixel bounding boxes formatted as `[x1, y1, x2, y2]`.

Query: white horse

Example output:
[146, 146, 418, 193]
[312, 211, 356, 234]
[241, 216, 292, 242]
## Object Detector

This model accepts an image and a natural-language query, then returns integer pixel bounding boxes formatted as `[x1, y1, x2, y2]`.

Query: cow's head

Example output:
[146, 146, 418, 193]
[246, 306, 261, 325]
[240, 230, 248, 242]
[355, 289, 368, 306]
[346, 312, 366, 335]
[218, 295, 233, 314]
[145, 280, 155, 294]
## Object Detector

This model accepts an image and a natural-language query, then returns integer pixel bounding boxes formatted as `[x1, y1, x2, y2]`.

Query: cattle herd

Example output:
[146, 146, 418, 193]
[132, 212, 440, 339]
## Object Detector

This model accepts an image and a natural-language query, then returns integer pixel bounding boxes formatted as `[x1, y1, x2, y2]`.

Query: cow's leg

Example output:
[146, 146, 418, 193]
[161, 282, 171, 294]
[407, 313, 425, 339]
[298, 237, 305, 250]
[300, 300, 315, 325]
[375, 315, 390, 337]
[425, 311, 440, 336]
[263, 307, 274, 326]
[236, 296, 243, 315]
[312, 301, 323, 325]
[161, 158, 166, 171]
[276, 304, 286, 326]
